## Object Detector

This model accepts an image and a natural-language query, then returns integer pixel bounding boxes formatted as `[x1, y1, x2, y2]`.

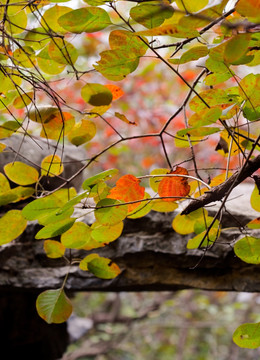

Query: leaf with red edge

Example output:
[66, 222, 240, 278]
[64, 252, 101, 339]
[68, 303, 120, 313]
[107, 174, 145, 212]
[158, 167, 190, 202]
[104, 84, 124, 100]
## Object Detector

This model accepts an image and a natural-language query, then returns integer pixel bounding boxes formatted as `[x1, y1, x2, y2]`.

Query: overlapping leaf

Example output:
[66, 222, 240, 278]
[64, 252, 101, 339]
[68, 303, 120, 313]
[158, 167, 190, 202]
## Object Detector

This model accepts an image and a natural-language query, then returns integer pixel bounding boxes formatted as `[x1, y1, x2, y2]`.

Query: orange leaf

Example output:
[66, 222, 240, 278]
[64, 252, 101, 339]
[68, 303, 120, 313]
[107, 174, 145, 212]
[104, 84, 124, 100]
[158, 166, 190, 202]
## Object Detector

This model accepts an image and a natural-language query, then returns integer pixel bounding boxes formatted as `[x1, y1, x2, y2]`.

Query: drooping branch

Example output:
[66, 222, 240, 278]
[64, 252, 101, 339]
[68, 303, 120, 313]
[182, 153, 260, 215]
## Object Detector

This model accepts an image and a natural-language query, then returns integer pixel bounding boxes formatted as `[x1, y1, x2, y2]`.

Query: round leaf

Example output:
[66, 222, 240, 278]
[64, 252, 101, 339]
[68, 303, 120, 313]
[44, 240, 66, 258]
[4, 161, 39, 185]
[234, 236, 260, 264]
[81, 83, 112, 106]
[61, 221, 92, 249]
[233, 323, 260, 349]
[41, 155, 64, 177]
[0, 210, 27, 245]
[95, 198, 128, 225]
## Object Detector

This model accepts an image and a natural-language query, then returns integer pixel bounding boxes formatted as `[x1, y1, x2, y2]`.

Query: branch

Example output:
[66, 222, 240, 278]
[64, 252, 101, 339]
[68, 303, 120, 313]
[181, 154, 260, 215]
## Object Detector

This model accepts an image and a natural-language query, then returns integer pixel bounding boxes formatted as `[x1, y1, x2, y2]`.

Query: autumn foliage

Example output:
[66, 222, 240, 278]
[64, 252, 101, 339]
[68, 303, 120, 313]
[0, 0, 260, 350]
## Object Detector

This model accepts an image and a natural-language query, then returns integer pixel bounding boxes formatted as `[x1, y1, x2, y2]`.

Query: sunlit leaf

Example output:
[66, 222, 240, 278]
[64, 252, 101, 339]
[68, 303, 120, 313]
[58, 7, 111, 33]
[149, 168, 169, 193]
[4, 161, 39, 185]
[13, 47, 36, 68]
[41, 155, 64, 177]
[175, 0, 208, 12]
[107, 174, 145, 212]
[44, 240, 65, 258]
[189, 89, 233, 112]
[188, 108, 222, 127]
[236, 0, 260, 20]
[239, 74, 260, 108]
[81, 83, 112, 106]
[48, 38, 78, 65]
[177, 126, 220, 137]
[0, 143, 6, 152]
[152, 199, 178, 213]
[0, 210, 27, 245]
[36, 288, 72, 324]
[35, 217, 75, 239]
[158, 167, 190, 202]
[224, 33, 251, 64]
[135, 24, 199, 38]
[204, 72, 232, 86]
[114, 112, 137, 126]
[56, 190, 89, 215]
[0, 173, 10, 193]
[233, 323, 260, 349]
[172, 209, 206, 235]
[61, 221, 92, 249]
[79, 254, 99, 271]
[40, 111, 75, 140]
[13, 91, 33, 109]
[41, 5, 72, 34]
[234, 236, 260, 264]
[127, 193, 153, 219]
[37, 46, 66, 74]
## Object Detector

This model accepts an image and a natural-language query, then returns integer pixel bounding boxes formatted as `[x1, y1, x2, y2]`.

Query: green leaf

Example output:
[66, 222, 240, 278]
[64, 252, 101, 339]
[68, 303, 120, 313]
[0, 172, 10, 193]
[36, 288, 72, 324]
[177, 126, 220, 137]
[87, 256, 121, 279]
[152, 199, 178, 213]
[234, 236, 260, 264]
[127, 193, 153, 219]
[22, 188, 77, 225]
[35, 218, 76, 239]
[0, 186, 35, 205]
[13, 46, 36, 68]
[204, 72, 232, 86]
[109, 30, 147, 56]
[4, 161, 39, 185]
[135, 24, 199, 38]
[58, 7, 111, 33]
[149, 168, 169, 193]
[95, 198, 128, 225]
[37, 46, 66, 75]
[187, 228, 220, 249]
[247, 218, 260, 229]
[233, 323, 260, 349]
[44, 240, 66, 258]
[41, 5, 72, 34]
[175, 0, 208, 12]
[189, 89, 232, 112]
[169, 45, 208, 65]
[79, 253, 99, 271]
[0, 210, 27, 245]
[82, 169, 119, 189]
[81, 83, 112, 106]
[239, 74, 260, 108]
[250, 184, 260, 212]
[224, 33, 251, 64]
[61, 221, 92, 249]
[0, 121, 21, 138]
[172, 209, 207, 235]
[13, 91, 33, 109]
[130, 2, 174, 29]
[56, 190, 89, 215]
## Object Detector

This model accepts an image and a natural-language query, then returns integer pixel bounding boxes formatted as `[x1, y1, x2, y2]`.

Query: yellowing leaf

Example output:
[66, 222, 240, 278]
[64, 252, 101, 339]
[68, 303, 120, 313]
[158, 167, 190, 202]
[0, 121, 21, 138]
[40, 111, 75, 140]
[87, 256, 121, 279]
[0, 210, 27, 245]
[234, 236, 260, 264]
[95, 198, 128, 225]
[35, 218, 75, 239]
[107, 174, 145, 212]
[61, 221, 92, 249]
[169, 45, 208, 65]
[68, 119, 96, 146]
[247, 218, 260, 229]
[236, 0, 260, 20]
[115, 112, 137, 126]
[41, 155, 63, 177]
[175, 0, 208, 12]
[251, 184, 260, 212]
[81, 83, 112, 106]
[91, 221, 124, 243]
[36, 288, 72, 324]
[4, 161, 39, 185]
[135, 24, 199, 38]
[79, 254, 99, 271]
[44, 240, 65, 258]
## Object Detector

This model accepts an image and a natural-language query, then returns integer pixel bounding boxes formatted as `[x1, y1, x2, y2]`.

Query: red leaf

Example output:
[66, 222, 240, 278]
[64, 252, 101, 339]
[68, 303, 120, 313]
[107, 174, 145, 212]
[104, 84, 124, 100]
[158, 166, 190, 202]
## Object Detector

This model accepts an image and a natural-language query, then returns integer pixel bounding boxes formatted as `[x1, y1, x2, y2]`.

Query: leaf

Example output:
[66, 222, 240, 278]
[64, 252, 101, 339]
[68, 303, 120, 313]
[189, 89, 232, 112]
[107, 174, 145, 212]
[61, 221, 92, 249]
[169, 45, 208, 65]
[152, 199, 178, 213]
[13, 46, 36, 68]
[130, 2, 174, 29]
[48, 38, 78, 65]
[0, 210, 27, 245]
[0, 173, 11, 193]
[149, 168, 169, 193]
[247, 218, 260, 229]
[91, 221, 124, 243]
[56, 190, 89, 215]
[172, 209, 206, 235]
[224, 33, 251, 64]
[177, 126, 220, 137]
[40, 111, 75, 140]
[22, 188, 77, 225]
[87, 256, 121, 279]
[236, 0, 260, 20]
[187, 227, 220, 249]
[175, 0, 208, 12]
[0, 121, 21, 138]
[68, 119, 96, 146]
[44, 240, 66, 258]
[35, 218, 76, 239]
[234, 236, 260, 264]
[188, 108, 222, 127]
[135, 24, 199, 38]
[95, 198, 128, 225]
[41, 155, 64, 177]
[36, 288, 72, 324]
[109, 30, 147, 56]
[79, 254, 99, 271]
[4, 161, 39, 185]
[82, 169, 119, 189]
[114, 112, 137, 126]
[37, 46, 66, 75]
[127, 193, 153, 219]
[239, 74, 260, 108]
[104, 84, 124, 100]
[204, 72, 232, 86]
[158, 167, 190, 202]
[41, 5, 72, 34]
[13, 91, 33, 109]
[0, 143, 6, 152]
[58, 7, 111, 33]
[81, 83, 112, 106]
[233, 323, 260, 349]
